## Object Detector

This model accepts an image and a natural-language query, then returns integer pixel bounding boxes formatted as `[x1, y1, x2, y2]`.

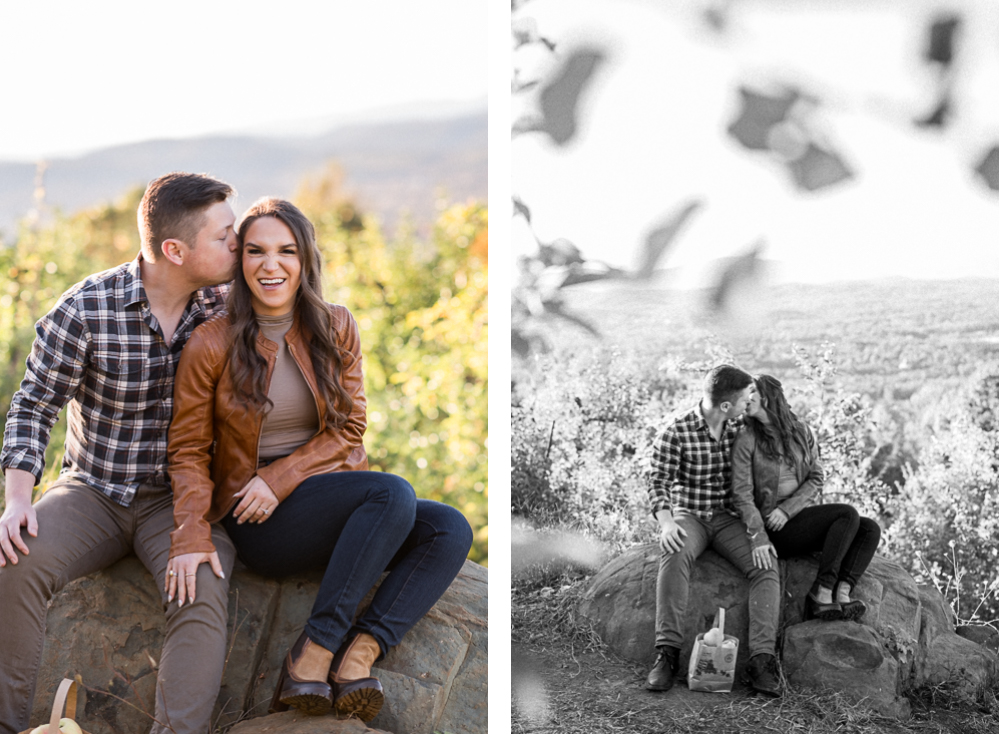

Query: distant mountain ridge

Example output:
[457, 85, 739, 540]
[0, 109, 486, 238]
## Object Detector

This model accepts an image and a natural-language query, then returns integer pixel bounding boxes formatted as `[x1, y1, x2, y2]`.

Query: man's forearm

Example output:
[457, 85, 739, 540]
[3, 468, 36, 505]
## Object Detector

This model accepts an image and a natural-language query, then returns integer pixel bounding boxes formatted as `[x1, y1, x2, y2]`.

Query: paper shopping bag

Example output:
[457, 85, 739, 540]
[18, 678, 92, 734]
[687, 607, 739, 693]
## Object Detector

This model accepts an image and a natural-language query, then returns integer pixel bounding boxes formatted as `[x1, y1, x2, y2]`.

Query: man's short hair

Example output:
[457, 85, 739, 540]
[703, 364, 753, 406]
[138, 172, 234, 262]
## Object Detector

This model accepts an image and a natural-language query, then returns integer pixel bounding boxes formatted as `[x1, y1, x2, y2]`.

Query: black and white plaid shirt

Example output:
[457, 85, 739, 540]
[0, 256, 227, 506]
[648, 404, 743, 520]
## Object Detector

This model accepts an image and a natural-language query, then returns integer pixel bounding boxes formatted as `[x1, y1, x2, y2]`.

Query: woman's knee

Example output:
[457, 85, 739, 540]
[417, 501, 473, 555]
[828, 504, 860, 532]
[369, 473, 417, 524]
[859, 516, 882, 543]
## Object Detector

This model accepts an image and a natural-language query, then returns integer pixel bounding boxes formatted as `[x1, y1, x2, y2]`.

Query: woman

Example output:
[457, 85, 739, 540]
[164, 198, 473, 721]
[731, 375, 881, 622]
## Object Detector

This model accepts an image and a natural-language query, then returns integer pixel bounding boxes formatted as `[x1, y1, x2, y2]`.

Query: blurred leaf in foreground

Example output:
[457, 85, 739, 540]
[924, 14, 961, 67]
[727, 86, 800, 151]
[707, 239, 766, 315]
[785, 141, 854, 192]
[512, 517, 606, 576]
[512, 645, 551, 723]
[974, 143, 998, 191]
[513, 47, 606, 146]
[512, 195, 532, 223]
[636, 199, 704, 279]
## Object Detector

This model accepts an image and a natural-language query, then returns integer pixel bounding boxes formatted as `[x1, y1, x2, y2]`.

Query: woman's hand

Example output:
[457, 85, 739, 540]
[765, 508, 789, 531]
[165, 551, 225, 607]
[752, 543, 777, 570]
[232, 476, 279, 525]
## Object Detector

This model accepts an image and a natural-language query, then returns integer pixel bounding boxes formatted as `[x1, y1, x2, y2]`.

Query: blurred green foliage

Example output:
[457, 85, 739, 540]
[0, 171, 488, 565]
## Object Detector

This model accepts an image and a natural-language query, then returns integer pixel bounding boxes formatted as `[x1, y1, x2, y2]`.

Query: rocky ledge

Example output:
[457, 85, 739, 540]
[577, 544, 997, 718]
[32, 557, 487, 734]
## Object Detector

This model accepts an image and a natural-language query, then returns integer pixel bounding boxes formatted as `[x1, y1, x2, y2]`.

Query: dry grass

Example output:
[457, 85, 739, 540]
[513, 570, 1000, 734]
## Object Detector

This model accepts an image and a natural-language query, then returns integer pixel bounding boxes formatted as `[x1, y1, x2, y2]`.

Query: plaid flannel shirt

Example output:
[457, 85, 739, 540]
[0, 256, 227, 506]
[648, 404, 743, 520]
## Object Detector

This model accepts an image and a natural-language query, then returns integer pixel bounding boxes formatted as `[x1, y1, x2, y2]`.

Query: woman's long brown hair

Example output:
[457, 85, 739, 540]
[228, 197, 353, 428]
[746, 374, 812, 464]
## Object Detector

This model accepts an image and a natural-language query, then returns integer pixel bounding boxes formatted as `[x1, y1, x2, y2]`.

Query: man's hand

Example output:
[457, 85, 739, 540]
[656, 513, 688, 554]
[765, 508, 789, 532]
[0, 469, 38, 567]
[232, 476, 279, 525]
[165, 551, 225, 607]
[752, 542, 777, 570]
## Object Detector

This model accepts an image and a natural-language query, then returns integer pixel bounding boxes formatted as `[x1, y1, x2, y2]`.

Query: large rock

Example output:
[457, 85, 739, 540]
[956, 624, 1000, 653]
[33, 557, 487, 734]
[577, 543, 997, 716]
[782, 621, 908, 718]
[916, 632, 999, 698]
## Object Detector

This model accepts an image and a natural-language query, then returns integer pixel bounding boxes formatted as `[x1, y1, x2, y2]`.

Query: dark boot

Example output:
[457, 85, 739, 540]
[645, 645, 681, 692]
[840, 599, 867, 622]
[270, 631, 335, 715]
[745, 653, 782, 697]
[329, 632, 385, 722]
[805, 594, 842, 621]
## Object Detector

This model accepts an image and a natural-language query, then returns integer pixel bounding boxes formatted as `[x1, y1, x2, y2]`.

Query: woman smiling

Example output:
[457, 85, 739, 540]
[164, 198, 472, 721]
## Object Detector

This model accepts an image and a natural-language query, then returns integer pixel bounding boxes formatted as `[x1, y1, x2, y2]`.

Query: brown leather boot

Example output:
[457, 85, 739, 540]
[270, 631, 335, 715]
[329, 632, 384, 722]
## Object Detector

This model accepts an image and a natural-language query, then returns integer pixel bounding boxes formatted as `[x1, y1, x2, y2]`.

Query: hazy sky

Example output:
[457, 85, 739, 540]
[512, 0, 998, 284]
[0, 0, 487, 161]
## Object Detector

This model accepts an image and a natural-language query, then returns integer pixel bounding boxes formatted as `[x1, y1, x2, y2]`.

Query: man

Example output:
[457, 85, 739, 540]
[0, 172, 238, 734]
[645, 364, 782, 696]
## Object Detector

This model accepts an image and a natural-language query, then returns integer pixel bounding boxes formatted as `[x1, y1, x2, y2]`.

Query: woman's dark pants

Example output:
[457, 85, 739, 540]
[223, 471, 473, 656]
[768, 503, 881, 593]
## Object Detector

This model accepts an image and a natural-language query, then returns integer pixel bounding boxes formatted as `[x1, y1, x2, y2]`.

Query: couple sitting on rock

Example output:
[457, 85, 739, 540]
[0, 173, 472, 734]
[646, 365, 882, 696]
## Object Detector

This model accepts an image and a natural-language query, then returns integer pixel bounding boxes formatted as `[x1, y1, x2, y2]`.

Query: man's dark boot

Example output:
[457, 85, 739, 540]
[646, 645, 681, 691]
[745, 653, 782, 697]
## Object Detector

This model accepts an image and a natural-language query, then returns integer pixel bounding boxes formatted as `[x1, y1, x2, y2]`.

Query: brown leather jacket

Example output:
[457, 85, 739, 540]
[168, 305, 368, 557]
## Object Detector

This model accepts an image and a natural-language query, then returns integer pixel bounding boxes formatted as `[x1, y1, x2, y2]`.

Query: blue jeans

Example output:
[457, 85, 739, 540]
[223, 471, 472, 656]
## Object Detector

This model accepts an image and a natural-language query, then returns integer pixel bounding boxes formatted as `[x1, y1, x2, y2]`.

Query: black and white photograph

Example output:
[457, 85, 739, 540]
[511, 1, 998, 732]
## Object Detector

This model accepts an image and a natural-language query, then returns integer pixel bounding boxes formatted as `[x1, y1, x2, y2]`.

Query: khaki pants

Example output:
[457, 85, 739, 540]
[655, 510, 780, 658]
[0, 478, 236, 734]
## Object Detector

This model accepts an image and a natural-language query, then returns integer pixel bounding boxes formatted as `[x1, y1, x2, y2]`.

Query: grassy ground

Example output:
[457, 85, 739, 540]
[512, 570, 999, 734]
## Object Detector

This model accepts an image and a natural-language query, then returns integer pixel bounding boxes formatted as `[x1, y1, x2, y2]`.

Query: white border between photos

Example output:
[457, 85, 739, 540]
[487, 1, 513, 732]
